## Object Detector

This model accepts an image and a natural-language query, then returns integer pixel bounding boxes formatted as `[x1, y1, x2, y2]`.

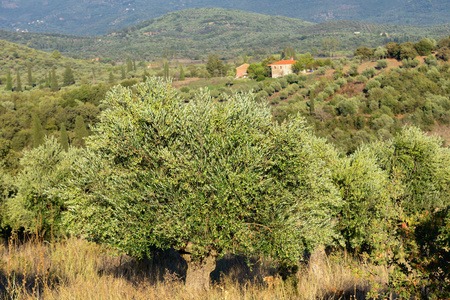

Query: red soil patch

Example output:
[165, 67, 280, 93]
[338, 82, 365, 98]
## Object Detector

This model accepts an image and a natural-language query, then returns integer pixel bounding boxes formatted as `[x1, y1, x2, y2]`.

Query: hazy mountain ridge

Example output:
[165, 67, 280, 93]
[0, 0, 449, 35]
[0, 8, 449, 61]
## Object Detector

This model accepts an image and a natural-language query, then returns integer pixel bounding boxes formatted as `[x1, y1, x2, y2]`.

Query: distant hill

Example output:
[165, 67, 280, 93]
[0, 0, 449, 36]
[1, 8, 449, 61]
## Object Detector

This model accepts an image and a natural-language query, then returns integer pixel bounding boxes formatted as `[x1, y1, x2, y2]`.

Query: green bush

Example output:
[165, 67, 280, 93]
[376, 60, 388, 69]
[6, 137, 80, 237]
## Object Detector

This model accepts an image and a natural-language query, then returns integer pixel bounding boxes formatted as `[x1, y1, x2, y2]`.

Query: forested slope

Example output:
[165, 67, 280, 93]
[0, 8, 449, 60]
[0, 0, 448, 35]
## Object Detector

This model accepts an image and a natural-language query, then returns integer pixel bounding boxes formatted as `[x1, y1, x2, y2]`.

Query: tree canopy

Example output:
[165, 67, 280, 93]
[61, 77, 342, 288]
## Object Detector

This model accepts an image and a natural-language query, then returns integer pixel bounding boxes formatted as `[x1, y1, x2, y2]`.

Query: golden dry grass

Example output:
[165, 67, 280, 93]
[0, 236, 390, 300]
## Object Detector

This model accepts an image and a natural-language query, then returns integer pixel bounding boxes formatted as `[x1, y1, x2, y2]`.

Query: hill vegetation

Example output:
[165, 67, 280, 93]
[0, 0, 449, 35]
[0, 8, 449, 61]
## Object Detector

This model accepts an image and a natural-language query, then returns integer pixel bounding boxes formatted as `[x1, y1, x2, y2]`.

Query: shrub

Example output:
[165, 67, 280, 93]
[264, 86, 275, 96]
[271, 82, 282, 92]
[376, 60, 388, 69]
[366, 79, 381, 91]
[279, 90, 289, 100]
[361, 67, 376, 79]
[316, 67, 327, 75]
[355, 75, 368, 83]
[180, 86, 190, 93]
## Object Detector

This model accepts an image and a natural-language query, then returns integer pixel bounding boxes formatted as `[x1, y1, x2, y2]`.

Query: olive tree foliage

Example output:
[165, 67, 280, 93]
[367, 127, 450, 297]
[61, 78, 342, 268]
[7, 137, 80, 236]
[332, 146, 400, 252]
[0, 166, 14, 229]
[370, 127, 450, 217]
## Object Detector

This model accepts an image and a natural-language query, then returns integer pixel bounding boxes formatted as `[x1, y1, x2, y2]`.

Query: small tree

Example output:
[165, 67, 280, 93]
[63, 64, 75, 86]
[74, 116, 88, 147]
[51, 68, 59, 91]
[60, 123, 69, 151]
[127, 57, 133, 73]
[121, 66, 126, 79]
[5, 70, 12, 91]
[163, 60, 170, 80]
[109, 71, 115, 84]
[62, 78, 342, 290]
[7, 137, 80, 237]
[32, 114, 44, 148]
[52, 50, 62, 59]
[376, 59, 388, 69]
[354, 47, 373, 60]
[27, 63, 33, 86]
[15, 70, 22, 92]
[179, 63, 185, 81]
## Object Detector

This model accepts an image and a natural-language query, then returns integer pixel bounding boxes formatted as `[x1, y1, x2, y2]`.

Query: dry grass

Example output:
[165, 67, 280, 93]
[0, 236, 390, 299]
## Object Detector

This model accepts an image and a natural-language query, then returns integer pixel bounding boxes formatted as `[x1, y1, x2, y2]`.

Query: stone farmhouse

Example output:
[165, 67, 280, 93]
[267, 59, 296, 78]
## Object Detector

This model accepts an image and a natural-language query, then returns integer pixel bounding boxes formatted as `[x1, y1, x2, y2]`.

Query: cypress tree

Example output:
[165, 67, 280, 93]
[74, 115, 88, 147]
[109, 71, 115, 84]
[133, 58, 137, 71]
[32, 114, 44, 148]
[16, 70, 22, 92]
[60, 123, 69, 151]
[179, 64, 185, 81]
[63, 64, 75, 86]
[27, 63, 33, 86]
[163, 60, 169, 80]
[121, 66, 126, 79]
[5, 70, 12, 91]
[51, 68, 59, 91]
[127, 57, 132, 73]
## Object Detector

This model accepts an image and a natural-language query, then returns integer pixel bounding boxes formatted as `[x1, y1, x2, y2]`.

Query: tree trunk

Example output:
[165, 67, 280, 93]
[308, 245, 327, 278]
[180, 252, 217, 291]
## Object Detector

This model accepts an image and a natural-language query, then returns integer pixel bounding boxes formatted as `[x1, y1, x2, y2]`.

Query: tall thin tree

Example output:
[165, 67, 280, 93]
[15, 70, 22, 92]
[32, 114, 44, 148]
[59, 123, 69, 151]
[51, 68, 59, 91]
[5, 70, 12, 91]
[27, 63, 33, 86]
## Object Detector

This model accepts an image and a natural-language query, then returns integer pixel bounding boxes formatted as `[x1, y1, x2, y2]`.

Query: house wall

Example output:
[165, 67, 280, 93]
[270, 64, 293, 78]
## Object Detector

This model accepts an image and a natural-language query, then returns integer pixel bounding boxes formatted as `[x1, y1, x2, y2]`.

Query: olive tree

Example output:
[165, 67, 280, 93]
[62, 78, 342, 290]
[7, 137, 80, 236]
[371, 127, 450, 216]
[332, 146, 399, 253]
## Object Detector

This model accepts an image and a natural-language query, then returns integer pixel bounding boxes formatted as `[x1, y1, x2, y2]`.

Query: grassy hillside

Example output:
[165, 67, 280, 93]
[0, 0, 448, 35]
[1, 8, 449, 61]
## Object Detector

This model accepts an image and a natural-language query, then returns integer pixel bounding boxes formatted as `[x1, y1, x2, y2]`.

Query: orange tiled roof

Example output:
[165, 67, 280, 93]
[268, 60, 296, 66]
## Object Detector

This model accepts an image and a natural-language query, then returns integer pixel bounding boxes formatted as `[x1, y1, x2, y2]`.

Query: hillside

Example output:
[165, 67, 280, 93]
[0, 0, 449, 35]
[1, 8, 449, 61]
[0, 39, 114, 92]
